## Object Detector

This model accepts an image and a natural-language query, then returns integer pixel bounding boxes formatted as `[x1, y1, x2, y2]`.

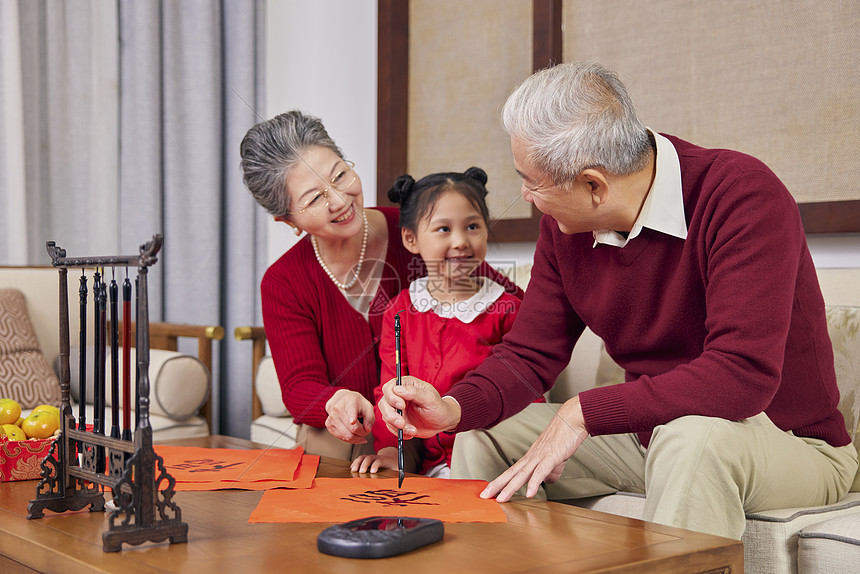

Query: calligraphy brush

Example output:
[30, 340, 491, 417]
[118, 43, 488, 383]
[394, 310, 405, 488]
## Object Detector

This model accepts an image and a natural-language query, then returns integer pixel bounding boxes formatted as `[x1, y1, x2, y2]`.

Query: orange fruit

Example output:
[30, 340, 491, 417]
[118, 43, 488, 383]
[21, 411, 59, 440]
[2, 424, 26, 441]
[0, 425, 6, 438]
[0, 398, 22, 425]
[32, 404, 60, 420]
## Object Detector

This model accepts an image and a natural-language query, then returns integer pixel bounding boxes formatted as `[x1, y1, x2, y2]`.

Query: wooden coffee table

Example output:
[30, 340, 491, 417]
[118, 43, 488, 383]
[0, 435, 741, 573]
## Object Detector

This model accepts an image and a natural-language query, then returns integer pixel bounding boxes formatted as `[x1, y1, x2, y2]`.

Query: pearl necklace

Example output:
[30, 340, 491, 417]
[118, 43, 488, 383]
[311, 215, 368, 290]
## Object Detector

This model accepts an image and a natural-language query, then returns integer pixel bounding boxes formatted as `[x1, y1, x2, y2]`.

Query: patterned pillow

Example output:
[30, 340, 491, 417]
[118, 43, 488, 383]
[0, 288, 60, 408]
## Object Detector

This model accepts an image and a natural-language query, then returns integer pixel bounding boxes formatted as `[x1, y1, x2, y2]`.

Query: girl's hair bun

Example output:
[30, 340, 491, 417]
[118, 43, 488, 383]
[464, 166, 488, 186]
[388, 174, 415, 204]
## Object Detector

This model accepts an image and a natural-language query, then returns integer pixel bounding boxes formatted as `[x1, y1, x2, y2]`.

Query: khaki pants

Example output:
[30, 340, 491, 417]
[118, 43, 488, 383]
[451, 402, 858, 539]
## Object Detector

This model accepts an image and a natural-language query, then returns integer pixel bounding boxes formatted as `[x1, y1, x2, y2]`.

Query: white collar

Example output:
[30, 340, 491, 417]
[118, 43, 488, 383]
[593, 130, 687, 248]
[408, 276, 506, 324]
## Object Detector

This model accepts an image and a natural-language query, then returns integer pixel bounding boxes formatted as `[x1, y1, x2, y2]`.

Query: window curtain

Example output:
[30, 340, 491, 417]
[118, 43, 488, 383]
[0, 0, 267, 437]
[0, 0, 27, 264]
[1, 0, 119, 264]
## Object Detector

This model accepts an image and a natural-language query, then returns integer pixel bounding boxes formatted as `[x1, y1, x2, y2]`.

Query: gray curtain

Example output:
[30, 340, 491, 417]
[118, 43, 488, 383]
[119, 0, 267, 437]
[1, 0, 120, 263]
[1, 0, 266, 437]
[0, 0, 27, 263]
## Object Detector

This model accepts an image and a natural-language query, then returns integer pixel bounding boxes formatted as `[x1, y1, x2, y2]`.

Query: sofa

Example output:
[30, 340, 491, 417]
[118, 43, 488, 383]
[238, 265, 860, 574]
[0, 266, 224, 440]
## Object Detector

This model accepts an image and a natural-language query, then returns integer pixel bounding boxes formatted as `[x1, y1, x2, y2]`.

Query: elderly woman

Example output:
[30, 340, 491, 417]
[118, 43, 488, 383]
[240, 111, 521, 459]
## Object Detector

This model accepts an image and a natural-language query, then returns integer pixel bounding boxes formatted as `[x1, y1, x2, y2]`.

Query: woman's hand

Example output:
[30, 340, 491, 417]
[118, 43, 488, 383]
[378, 376, 461, 439]
[481, 396, 589, 502]
[325, 389, 375, 444]
[350, 447, 399, 474]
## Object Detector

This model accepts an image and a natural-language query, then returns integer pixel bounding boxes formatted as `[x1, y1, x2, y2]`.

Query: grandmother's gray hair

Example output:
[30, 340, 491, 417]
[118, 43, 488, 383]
[502, 62, 652, 185]
[239, 110, 343, 217]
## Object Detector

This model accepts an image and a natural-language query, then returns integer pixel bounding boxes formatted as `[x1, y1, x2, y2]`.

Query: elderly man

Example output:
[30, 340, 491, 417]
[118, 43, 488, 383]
[378, 61, 857, 539]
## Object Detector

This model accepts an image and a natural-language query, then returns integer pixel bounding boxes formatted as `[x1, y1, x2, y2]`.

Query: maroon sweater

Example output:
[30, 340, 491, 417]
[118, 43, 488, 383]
[261, 207, 523, 428]
[449, 135, 850, 448]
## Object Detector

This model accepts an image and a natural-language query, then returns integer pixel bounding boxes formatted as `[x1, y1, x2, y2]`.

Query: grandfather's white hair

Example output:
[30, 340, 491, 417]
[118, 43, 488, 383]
[502, 62, 652, 184]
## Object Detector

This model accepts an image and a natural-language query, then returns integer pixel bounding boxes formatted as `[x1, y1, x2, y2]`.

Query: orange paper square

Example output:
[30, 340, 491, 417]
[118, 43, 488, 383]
[155, 445, 303, 484]
[173, 455, 319, 491]
[248, 477, 507, 523]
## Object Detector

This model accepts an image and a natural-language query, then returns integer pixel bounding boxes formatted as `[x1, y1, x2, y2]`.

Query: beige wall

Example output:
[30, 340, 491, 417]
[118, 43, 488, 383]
[408, 0, 533, 222]
[562, 1, 860, 206]
[407, 1, 859, 210]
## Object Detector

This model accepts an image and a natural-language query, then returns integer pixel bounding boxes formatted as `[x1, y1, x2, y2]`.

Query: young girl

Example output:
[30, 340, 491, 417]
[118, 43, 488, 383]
[351, 167, 523, 478]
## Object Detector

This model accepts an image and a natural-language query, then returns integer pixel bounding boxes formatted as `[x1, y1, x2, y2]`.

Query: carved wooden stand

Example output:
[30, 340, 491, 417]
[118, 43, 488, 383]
[27, 234, 188, 552]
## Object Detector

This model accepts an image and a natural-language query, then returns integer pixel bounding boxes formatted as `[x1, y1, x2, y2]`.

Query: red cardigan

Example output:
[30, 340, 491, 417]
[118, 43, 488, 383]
[261, 207, 523, 428]
[448, 135, 850, 449]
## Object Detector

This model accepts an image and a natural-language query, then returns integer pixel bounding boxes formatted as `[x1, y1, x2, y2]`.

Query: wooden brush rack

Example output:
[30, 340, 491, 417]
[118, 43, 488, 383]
[27, 234, 188, 552]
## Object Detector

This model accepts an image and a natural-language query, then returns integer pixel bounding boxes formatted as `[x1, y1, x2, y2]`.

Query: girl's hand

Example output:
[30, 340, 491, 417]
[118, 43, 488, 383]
[378, 376, 461, 439]
[350, 447, 399, 473]
[325, 389, 375, 444]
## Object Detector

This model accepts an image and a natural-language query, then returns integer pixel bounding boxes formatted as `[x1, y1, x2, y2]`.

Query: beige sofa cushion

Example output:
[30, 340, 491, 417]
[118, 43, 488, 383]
[256, 356, 288, 418]
[251, 414, 298, 449]
[251, 357, 297, 448]
[744, 494, 860, 574]
[70, 402, 209, 440]
[577, 490, 860, 574]
[797, 513, 860, 574]
[65, 346, 209, 420]
[0, 288, 60, 407]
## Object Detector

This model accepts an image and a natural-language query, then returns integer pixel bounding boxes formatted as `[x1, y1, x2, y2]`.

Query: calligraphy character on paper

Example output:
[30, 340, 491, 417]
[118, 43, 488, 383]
[172, 458, 243, 473]
[341, 488, 439, 508]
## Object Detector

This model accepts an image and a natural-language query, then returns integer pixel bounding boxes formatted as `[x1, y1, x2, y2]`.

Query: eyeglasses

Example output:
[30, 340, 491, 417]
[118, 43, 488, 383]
[289, 160, 357, 216]
[519, 164, 598, 194]
[520, 176, 559, 196]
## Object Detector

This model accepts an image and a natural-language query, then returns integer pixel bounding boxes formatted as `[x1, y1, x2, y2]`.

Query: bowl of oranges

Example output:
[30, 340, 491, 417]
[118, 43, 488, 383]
[0, 398, 61, 482]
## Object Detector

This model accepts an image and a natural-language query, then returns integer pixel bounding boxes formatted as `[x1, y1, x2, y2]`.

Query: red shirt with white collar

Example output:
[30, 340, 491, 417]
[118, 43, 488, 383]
[374, 278, 523, 473]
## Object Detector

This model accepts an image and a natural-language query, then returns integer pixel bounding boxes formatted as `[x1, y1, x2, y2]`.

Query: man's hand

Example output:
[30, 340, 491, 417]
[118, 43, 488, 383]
[325, 389, 374, 443]
[350, 447, 399, 474]
[481, 396, 589, 502]
[378, 376, 461, 438]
